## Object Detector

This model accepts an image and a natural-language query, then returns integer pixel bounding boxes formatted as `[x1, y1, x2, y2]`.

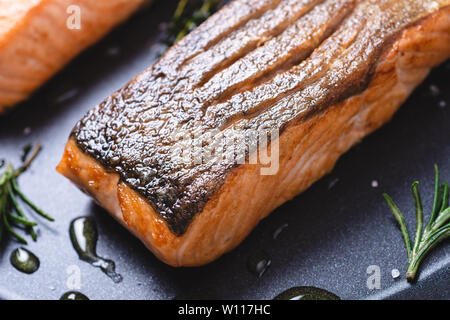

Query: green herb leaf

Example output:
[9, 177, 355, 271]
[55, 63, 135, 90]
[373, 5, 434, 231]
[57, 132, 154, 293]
[165, 0, 222, 46]
[384, 165, 450, 282]
[0, 143, 54, 246]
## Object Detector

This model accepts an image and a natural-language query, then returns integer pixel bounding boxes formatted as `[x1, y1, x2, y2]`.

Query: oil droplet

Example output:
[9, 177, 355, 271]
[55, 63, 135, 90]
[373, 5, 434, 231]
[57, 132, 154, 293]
[69, 217, 123, 283]
[247, 251, 271, 278]
[60, 291, 89, 300]
[273, 223, 288, 240]
[10, 247, 40, 274]
[274, 286, 340, 300]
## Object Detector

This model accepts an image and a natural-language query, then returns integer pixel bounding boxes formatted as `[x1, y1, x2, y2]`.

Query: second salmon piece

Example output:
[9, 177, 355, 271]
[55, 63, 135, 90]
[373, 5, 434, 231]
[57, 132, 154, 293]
[0, 0, 147, 113]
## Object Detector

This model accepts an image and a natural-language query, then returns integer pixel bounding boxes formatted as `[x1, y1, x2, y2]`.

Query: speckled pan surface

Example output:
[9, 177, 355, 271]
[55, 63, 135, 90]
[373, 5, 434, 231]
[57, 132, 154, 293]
[0, 1, 449, 300]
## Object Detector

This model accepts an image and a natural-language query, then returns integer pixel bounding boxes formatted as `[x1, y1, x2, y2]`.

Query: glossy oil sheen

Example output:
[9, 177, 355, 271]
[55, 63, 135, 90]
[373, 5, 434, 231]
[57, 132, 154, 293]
[72, 0, 449, 236]
[69, 216, 123, 283]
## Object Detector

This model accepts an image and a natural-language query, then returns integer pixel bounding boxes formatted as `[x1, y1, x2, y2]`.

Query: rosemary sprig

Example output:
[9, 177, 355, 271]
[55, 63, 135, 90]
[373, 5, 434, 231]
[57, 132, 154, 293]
[0, 144, 54, 245]
[165, 0, 222, 45]
[383, 165, 450, 282]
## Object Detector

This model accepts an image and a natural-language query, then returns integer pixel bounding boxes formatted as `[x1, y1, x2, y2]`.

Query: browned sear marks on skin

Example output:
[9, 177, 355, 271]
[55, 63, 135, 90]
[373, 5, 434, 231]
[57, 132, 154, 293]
[72, 0, 450, 235]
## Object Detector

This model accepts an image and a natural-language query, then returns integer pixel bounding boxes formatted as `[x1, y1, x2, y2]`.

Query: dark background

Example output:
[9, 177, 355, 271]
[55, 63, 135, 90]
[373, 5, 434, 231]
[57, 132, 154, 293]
[0, 1, 449, 300]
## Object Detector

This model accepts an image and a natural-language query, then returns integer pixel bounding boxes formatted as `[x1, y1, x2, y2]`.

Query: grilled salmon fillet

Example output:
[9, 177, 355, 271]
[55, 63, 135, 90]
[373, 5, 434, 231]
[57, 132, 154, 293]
[58, 0, 450, 266]
[0, 0, 147, 113]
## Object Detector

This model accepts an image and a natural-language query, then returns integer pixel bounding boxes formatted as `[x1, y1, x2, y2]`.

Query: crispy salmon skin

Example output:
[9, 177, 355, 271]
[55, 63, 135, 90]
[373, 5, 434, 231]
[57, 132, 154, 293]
[0, 0, 147, 113]
[58, 0, 450, 266]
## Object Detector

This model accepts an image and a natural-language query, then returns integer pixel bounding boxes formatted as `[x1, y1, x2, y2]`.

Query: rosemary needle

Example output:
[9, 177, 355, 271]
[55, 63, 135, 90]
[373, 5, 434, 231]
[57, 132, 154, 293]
[0, 143, 54, 245]
[166, 0, 222, 45]
[383, 165, 450, 282]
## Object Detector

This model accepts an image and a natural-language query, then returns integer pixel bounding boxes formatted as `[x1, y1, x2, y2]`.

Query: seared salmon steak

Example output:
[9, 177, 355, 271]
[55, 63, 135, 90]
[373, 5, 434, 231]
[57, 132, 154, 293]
[58, 0, 450, 266]
[0, 0, 146, 113]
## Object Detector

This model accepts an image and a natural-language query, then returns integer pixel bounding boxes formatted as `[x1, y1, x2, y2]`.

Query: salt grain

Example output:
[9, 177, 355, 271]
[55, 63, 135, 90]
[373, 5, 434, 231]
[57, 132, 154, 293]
[430, 84, 440, 97]
[391, 269, 400, 279]
[328, 178, 339, 189]
[106, 46, 121, 56]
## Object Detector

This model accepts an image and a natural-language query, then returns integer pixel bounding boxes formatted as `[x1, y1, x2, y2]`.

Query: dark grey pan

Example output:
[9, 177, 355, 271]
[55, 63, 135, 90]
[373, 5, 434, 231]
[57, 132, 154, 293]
[0, 1, 449, 300]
